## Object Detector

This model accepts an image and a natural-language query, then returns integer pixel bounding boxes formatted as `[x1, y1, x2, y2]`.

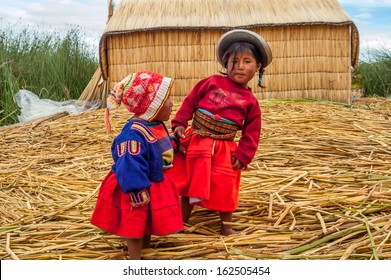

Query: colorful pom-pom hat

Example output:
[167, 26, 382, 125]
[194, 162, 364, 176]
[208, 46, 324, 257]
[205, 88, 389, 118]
[105, 71, 174, 132]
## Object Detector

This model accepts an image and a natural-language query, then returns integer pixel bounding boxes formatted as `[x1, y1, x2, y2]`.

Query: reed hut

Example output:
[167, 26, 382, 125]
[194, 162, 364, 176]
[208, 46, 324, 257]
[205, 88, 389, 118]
[85, 0, 359, 104]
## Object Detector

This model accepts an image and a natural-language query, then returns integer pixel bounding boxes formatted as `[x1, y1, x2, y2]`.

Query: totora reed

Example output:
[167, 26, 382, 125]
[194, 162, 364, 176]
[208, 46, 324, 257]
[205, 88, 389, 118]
[1, 97, 391, 260]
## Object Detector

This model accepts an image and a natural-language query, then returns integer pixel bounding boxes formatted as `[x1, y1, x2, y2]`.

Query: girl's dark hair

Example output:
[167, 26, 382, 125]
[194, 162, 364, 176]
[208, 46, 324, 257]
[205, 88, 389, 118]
[220, 41, 265, 88]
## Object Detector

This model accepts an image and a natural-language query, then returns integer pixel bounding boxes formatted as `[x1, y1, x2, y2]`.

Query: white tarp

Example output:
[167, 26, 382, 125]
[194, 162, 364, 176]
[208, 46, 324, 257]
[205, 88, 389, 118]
[14, 90, 101, 122]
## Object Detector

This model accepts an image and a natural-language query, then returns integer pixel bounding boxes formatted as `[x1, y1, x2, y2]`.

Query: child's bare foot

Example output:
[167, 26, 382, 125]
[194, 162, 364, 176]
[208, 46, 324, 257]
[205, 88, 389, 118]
[221, 227, 238, 236]
[219, 212, 237, 236]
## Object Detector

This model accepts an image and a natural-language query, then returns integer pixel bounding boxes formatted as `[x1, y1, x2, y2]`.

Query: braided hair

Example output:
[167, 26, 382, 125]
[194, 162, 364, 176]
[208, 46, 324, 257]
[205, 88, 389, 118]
[258, 67, 265, 88]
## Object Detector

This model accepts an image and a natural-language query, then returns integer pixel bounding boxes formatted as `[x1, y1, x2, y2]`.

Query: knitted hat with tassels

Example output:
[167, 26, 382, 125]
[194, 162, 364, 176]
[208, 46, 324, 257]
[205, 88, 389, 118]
[105, 71, 174, 132]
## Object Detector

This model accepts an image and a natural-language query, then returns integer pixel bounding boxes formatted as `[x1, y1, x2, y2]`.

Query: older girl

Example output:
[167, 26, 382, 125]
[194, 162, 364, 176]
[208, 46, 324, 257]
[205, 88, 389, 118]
[171, 29, 272, 235]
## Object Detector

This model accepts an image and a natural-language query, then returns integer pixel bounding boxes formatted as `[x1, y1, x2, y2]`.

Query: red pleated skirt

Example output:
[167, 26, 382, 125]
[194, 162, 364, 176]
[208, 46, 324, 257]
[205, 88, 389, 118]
[90, 169, 183, 239]
[172, 129, 241, 212]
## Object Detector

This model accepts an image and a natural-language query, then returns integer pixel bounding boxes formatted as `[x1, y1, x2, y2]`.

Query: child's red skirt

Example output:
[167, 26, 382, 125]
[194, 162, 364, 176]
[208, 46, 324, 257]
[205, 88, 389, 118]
[91, 169, 183, 239]
[172, 130, 241, 212]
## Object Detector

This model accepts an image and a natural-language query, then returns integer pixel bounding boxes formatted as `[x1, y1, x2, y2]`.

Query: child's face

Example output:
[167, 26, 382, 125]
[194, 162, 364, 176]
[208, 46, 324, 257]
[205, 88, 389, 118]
[154, 96, 173, 121]
[227, 50, 261, 87]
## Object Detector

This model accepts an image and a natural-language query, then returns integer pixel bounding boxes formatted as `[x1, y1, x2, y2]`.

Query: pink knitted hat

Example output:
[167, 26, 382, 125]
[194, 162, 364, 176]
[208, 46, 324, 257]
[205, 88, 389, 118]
[105, 71, 174, 131]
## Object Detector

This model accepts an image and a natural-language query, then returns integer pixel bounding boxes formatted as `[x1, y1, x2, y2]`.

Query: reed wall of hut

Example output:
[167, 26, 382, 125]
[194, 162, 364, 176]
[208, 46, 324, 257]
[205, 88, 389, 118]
[93, 0, 359, 105]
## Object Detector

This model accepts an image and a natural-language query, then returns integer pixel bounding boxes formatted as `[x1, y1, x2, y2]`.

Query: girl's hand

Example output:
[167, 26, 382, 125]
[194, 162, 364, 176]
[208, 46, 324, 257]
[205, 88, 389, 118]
[174, 126, 186, 139]
[173, 126, 187, 154]
[231, 156, 244, 170]
[178, 144, 187, 154]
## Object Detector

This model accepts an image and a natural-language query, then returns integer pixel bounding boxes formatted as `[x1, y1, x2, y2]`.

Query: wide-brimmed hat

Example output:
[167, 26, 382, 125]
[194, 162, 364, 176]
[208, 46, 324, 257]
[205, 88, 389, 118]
[216, 29, 272, 68]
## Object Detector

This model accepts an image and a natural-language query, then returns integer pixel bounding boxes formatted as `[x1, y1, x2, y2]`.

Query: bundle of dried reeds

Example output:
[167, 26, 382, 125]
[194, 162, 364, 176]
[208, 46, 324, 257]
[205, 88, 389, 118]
[1, 97, 390, 260]
[78, 68, 108, 107]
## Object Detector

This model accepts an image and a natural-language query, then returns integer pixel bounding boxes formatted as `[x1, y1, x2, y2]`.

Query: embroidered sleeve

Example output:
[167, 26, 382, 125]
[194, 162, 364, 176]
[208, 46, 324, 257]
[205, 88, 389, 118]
[112, 139, 151, 194]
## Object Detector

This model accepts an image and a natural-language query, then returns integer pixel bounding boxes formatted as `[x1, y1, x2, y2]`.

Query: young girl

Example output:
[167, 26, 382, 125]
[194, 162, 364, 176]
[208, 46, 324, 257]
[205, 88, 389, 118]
[171, 29, 272, 235]
[91, 71, 183, 259]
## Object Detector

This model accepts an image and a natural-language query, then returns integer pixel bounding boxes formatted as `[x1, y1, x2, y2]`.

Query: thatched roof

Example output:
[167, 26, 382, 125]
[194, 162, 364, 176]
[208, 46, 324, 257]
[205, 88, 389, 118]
[99, 0, 359, 79]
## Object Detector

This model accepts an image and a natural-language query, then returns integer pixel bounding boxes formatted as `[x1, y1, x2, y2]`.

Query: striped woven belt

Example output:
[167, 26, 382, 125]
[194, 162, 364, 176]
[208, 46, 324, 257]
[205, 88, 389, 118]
[191, 109, 238, 140]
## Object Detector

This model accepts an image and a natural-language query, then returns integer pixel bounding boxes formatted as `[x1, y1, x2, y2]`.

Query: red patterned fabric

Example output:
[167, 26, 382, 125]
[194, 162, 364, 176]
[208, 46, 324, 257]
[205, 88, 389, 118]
[106, 71, 174, 132]
[171, 74, 261, 168]
[172, 129, 241, 212]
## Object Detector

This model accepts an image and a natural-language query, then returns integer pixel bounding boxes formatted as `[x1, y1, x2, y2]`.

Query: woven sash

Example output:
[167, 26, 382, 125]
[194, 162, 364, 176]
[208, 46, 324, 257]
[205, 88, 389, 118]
[191, 109, 238, 140]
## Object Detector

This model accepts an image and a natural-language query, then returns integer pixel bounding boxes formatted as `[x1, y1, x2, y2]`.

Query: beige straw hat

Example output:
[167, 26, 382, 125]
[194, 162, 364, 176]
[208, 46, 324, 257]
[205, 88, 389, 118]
[216, 29, 272, 68]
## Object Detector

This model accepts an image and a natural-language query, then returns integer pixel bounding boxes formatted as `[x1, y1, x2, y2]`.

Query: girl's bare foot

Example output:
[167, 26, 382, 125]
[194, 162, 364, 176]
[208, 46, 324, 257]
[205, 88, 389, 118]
[221, 226, 238, 236]
[219, 212, 238, 236]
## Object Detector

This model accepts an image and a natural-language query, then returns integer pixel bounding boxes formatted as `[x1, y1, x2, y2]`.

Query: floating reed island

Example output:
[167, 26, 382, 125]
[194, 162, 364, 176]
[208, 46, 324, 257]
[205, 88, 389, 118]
[1, 97, 391, 260]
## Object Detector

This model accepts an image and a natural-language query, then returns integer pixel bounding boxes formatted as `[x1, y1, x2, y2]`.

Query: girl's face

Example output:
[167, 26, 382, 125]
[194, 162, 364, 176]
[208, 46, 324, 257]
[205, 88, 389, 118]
[154, 96, 173, 121]
[227, 50, 261, 87]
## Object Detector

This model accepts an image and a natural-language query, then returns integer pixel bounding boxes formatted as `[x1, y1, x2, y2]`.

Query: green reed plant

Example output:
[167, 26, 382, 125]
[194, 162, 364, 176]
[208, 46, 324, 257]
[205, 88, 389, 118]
[0, 21, 98, 126]
[357, 47, 391, 98]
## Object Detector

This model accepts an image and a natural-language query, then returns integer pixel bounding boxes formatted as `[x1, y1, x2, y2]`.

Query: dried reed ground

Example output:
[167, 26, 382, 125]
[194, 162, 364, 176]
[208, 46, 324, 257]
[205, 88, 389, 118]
[1, 98, 390, 260]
